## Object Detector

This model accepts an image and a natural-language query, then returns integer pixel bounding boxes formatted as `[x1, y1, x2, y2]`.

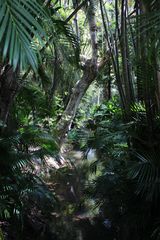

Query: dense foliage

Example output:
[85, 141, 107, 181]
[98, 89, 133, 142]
[0, 0, 160, 239]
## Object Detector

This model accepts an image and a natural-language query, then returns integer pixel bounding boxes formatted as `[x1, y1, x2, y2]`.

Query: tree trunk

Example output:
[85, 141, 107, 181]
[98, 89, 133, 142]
[0, 64, 19, 127]
[57, 60, 97, 143]
[57, 0, 98, 144]
[120, 0, 134, 111]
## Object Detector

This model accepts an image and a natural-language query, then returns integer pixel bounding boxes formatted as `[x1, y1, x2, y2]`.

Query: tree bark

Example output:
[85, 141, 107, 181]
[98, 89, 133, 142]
[120, 0, 134, 110]
[57, 60, 97, 143]
[57, 0, 99, 144]
[0, 64, 19, 127]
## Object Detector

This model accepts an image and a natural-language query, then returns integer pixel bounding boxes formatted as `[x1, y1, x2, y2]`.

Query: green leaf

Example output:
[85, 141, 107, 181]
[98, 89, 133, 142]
[0, 0, 48, 71]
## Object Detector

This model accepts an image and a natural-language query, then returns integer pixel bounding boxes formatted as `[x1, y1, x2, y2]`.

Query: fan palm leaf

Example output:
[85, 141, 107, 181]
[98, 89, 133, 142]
[129, 152, 160, 203]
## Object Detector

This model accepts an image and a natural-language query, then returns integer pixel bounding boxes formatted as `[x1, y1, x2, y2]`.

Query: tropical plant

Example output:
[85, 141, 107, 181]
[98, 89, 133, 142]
[0, 0, 50, 71]
[0, 119, 59, 240]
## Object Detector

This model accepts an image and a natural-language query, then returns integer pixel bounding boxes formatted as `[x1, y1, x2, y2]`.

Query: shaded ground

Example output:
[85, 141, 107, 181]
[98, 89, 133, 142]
[1, 144, 114, 240]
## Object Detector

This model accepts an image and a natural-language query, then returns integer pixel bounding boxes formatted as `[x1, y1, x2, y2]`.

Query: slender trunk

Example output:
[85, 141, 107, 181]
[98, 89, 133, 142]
[120, 0, 134, 113]
[103, 61, 111, 100]
[0, 65, 19, 127]
[100, 0, 126, 113]
[49, 44, 62, 100]
[73, 1, 80, 39]
[156, 69, 160, 111]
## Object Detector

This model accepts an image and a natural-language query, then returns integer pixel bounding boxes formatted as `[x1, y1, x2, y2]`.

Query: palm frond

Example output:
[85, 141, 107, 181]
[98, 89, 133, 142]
[129, 152, 160, 202]
[152, 221, 160, 240]
[54, 20, 80, 65]
[0, 0, 49, 71]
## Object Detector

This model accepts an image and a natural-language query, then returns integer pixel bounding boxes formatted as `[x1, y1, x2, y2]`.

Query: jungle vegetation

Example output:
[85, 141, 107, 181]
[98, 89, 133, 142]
[0, 0, 160, 239]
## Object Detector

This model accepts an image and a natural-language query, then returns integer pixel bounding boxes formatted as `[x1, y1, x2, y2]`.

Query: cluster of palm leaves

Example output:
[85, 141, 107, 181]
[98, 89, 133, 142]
[88, 1, 160, 238]
[0, 125, 58, 215]
[1, 0, 160, 238]
[80, 97, 160, 240]
[0, 0, 82, 238]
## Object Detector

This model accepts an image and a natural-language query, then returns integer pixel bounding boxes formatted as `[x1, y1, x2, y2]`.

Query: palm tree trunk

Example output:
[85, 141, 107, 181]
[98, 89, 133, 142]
[120, 0, 134, 111]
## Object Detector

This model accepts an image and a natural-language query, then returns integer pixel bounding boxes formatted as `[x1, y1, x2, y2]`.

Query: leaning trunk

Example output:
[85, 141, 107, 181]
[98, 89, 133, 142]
[57, 60, 97, 143]
[57, 0, 98, 144]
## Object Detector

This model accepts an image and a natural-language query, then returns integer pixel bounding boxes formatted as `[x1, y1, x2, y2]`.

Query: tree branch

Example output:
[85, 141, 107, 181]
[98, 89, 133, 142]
[65, 0, 89, 23]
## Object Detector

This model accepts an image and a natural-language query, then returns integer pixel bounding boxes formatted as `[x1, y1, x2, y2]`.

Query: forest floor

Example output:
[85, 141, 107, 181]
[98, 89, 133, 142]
[1, 144, 113, 240]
